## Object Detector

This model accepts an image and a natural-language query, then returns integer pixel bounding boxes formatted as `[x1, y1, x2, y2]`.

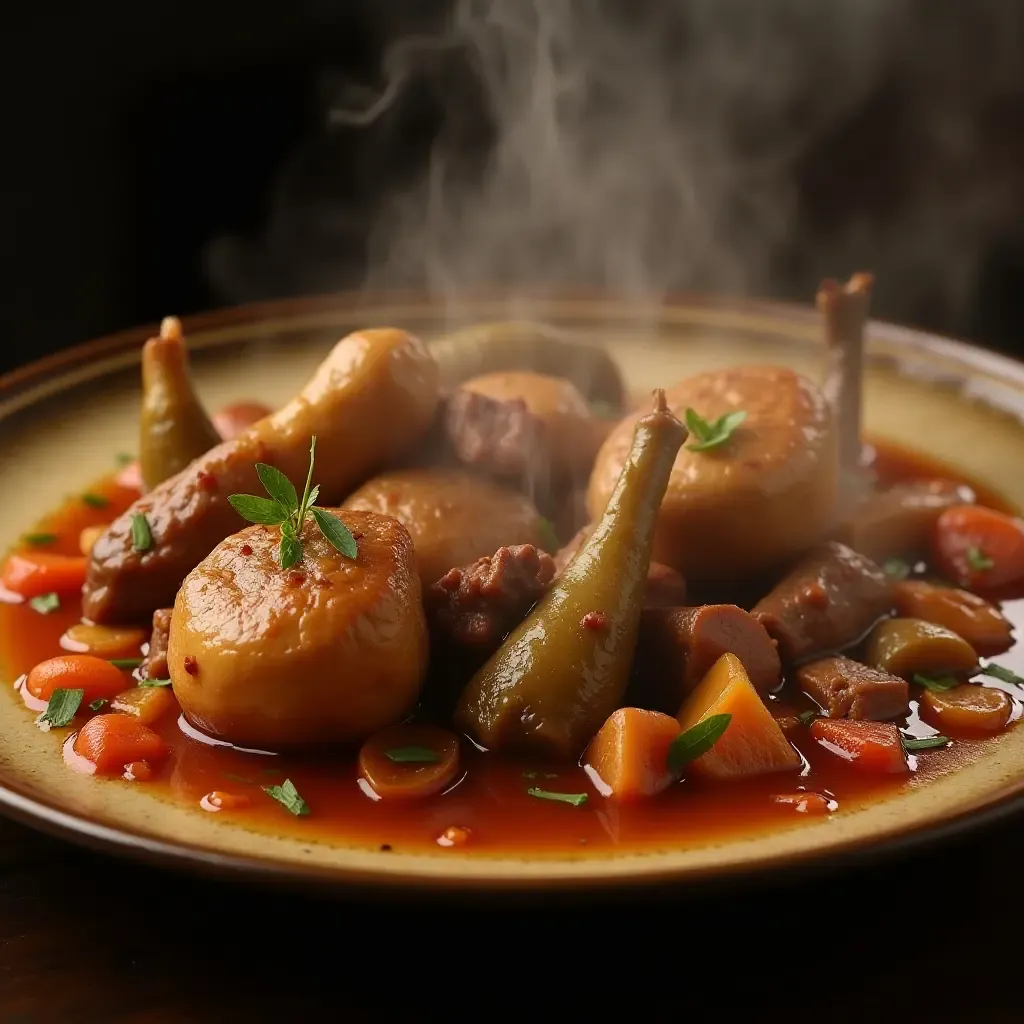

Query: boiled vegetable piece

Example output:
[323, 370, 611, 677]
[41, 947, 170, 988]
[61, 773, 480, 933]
[139, 316, 221, 491]
[73, 714, 168, 774]
[60, 623, 146, 660]
[810, 719, 909, 774]
[866, 618, 978, 680]
[454, 391, 686, 758]
[84, 328, 439, 623]
[795, 656, 908, 721]
[583, 708, 681, 800]
[628, 604, 781, 715]
[892, 580, 1013, 656]
[1, 552, 87, 599]
[921, 685, 1012, 734]
[25, 654, 128, 704]
[675, 653, 800, 780]
[932, 505, 1024, 592]
[342, 468, 544, 586]
[846, 479, 975, 562]
[169, 510, 428, 748]
[358, 724, 461, 800]
[110, 686, 178, 726]
[752, 541, 894, 664]
[587, 365, 838, 584]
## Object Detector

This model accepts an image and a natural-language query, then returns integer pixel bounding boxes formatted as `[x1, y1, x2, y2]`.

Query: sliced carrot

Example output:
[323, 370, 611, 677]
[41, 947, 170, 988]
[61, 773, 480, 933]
[584, 708, 681, 800]
[1, 552, 87, 599]
[933, 505, 1024, 591]
[60, 623, 147, 660]
[771, 792, 833, 815]
[676, 653, 801, 780]
[213, 401, 272, 440]
[73, 714, 168, 774]
[810, 719, 909, 774]
[892, 580, 1013, 656]
[110, 686, 177, 726]
[358, 724, 460, 800]
[921, 684, 1011, 734]
[25, 654, 128, 703]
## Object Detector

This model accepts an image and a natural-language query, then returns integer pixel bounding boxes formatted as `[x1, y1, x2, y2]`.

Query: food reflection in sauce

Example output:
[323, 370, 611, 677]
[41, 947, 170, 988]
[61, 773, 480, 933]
[2, 286, 1024, 857]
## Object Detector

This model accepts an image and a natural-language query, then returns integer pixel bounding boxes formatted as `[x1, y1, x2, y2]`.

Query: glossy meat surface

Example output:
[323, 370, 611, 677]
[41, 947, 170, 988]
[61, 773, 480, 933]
[168, 510, 427, 747]
[83, 328, 439, 623]
[796, 656, 909, 721]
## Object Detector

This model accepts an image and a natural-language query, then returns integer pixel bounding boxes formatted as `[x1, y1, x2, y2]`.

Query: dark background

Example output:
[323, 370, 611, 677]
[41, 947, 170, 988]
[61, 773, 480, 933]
[2, 0, 1024, 375]
[1, 6, 1024, 1018]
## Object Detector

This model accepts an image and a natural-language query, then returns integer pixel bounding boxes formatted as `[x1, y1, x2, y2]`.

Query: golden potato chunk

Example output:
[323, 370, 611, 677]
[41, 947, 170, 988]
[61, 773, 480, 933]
[342, 469, 544, 585]
[168, 510, 427, 748]
[587, 366, 837, 582]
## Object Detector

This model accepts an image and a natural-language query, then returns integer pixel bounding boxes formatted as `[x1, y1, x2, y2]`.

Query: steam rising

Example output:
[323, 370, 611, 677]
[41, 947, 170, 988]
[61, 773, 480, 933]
[206, 0, 1024, 332]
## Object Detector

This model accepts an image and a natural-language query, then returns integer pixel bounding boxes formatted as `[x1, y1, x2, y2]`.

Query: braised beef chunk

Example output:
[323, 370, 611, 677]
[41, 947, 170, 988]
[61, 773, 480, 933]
[628, 605, 781, 714]
[797, 656, 909, 721]
[444, 388, 547, 479]
[425, 544, 556, 651]
[752, 541, 894, 664]
[139, 608, 173, 680]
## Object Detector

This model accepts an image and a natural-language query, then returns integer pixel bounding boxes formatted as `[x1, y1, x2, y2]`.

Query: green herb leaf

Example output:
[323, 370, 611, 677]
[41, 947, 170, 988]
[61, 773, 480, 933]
[797, 710, 818, 726]
[23, 533, 57, 546]
[227, 494, 288, 526]
[108, 658, 143, 669]
[115, 452, 134, 466]
[527, 788, 588, 807]
[279, 533, 303, 570]
[256, 463, 298, 511]
[903, 735, 950, 751]
[28, 592, 60, 615]
[262, 778, 310, 816]
[684, 409, 748, 452]
[384, 746, 439, 764]
[980, 663, 1024, 687]
[137, 677, 172, 688]
[88, 698, 108, 711]
[311, 508, 357, 559]
[39, 688, 84, 728]
[305, 484, 320, 510]
[523, 770, 559, 780]
[966, 546, 994, 571]
[130, 513, 153, 552]
[912, 673, 960, 692]
[81, 492, 108, 509]
[667, 713, 732, 773]
[536, 517, 560, 553]
[883, 557, 911, 580]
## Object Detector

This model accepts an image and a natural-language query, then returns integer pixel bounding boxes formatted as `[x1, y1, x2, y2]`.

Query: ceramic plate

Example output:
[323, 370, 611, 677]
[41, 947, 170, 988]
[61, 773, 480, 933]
[2, 294, 1024, 892]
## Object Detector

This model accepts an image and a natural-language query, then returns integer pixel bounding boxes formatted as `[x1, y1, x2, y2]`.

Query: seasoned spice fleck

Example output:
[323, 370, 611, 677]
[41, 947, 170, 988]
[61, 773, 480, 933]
[581, 611, 608, 631]
[240, 544, 253, 556]
[183, 655, 198, 676]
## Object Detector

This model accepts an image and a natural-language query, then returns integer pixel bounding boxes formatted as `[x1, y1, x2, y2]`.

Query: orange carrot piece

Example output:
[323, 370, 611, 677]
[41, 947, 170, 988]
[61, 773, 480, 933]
[771, 792, 833, 814]
[73, 714, 168, 774]
[677, 653, 801, 780]
[110, 686, 177, 726]
[25, 654, 129, 703]
[921, 684, 1011, 734]
[60, 623, 147, 660]
[810, 718, 909, 774]
[358, 724, 461, 800]
[584, 707, 680, 800]
[933, 505, 1024, 591]
[1, 552, 87, 598]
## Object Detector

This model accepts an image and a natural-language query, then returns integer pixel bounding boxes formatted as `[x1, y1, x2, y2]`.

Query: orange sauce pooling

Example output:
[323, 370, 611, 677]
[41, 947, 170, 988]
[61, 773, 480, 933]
[1, 444, 1022, 856]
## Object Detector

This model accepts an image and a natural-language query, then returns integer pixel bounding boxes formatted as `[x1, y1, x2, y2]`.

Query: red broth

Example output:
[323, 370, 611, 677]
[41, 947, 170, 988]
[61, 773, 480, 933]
[1, 443, 1022, 855]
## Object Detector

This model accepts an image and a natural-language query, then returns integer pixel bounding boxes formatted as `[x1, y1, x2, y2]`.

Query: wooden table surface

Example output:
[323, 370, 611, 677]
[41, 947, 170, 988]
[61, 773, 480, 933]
[0, 809, 1019, 1023]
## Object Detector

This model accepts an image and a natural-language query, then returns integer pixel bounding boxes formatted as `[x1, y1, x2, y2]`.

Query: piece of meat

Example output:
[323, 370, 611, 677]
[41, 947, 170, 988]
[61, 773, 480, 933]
[139, 608, 173, 681]
[425, 544, 556, 652]
[796, 655, 909, 721]
[846, 479, 976, 561]
[752, 541, 894, 665]
[587, 365, 838, 584]
[555, 525, 686, 609]
[444, 387, 547, 479]
[627, 604, 782, 714]
[83, 328, 439, 624]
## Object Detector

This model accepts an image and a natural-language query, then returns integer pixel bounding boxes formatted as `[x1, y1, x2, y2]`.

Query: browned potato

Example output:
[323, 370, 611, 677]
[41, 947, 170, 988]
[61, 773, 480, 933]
[865, 618, 978, 680]
[587, 366, 838, 582]
[343, 468, 545, 585]
[461, 371, 610, 476]
[921, 685, 1012, 734]
[168, 511, 428, 748]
